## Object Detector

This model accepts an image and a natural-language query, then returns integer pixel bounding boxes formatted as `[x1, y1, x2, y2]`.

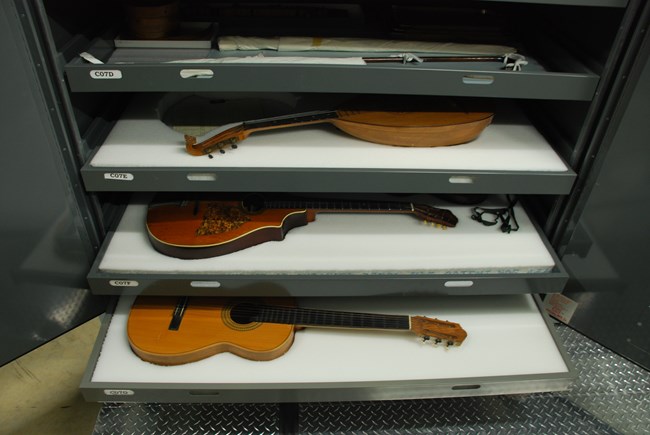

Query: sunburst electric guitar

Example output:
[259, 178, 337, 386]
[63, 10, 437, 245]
[127, 296, 468, 365]
[146, 196, 459, 259]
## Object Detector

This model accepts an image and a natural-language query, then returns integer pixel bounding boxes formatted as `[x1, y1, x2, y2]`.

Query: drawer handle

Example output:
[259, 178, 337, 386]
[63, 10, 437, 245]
[187, 173, 217, 181]
[444, 280, 474, 288]
[452, 384, 481, 390]
[448, 176, 474, 184]
[189, 390, 221, 396]
[462, 75, 494, 85]
[180, 69, 214, 79]
[190, 281, 222, 288]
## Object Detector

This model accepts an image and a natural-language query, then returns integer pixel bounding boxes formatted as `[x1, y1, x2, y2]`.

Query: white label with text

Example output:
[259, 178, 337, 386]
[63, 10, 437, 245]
[90, 70, 123, 79]
[104, 389, 135, 396]
[104, 172, 134, 181]
[109, 280, 139, 287]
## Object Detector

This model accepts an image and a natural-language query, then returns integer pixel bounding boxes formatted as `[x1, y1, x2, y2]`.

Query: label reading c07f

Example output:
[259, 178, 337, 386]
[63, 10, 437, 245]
[104, 172, 134, 181]
[90, 69, 123, 79]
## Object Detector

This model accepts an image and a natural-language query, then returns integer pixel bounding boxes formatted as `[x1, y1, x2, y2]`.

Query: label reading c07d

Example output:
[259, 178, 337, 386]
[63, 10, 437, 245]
[90, 69, 123, 79]
[104, 172, 134, 181]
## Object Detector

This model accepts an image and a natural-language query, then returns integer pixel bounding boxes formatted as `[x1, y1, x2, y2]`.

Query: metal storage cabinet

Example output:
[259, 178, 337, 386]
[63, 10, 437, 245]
[2, 0, 649, 431]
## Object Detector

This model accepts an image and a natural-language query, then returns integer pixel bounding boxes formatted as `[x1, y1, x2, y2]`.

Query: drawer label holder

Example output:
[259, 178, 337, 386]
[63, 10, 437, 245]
[109, 280, 139, 287]
[104, 172, 134, 181]
[103, 389, 135, 396]
[90, 69, 123, 79]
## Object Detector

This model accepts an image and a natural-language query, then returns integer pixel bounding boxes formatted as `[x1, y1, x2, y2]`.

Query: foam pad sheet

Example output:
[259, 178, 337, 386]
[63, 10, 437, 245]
[91, 294, 568, 383]
[90, 94, 569, 172]
[98, 200, 556, 274]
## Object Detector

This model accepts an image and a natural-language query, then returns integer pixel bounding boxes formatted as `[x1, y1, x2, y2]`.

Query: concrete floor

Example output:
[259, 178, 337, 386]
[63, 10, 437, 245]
[0, 317, 102, 435]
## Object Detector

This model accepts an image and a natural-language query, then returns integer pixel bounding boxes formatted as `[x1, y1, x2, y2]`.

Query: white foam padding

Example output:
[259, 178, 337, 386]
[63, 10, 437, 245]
[91, 294, 569, 383]
[98, 199, 556, 274]
[90, 94, 569, 172]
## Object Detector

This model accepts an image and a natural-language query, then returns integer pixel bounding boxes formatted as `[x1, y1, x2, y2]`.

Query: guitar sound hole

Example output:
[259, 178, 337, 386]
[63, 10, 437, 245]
[230, 303, 261, 324]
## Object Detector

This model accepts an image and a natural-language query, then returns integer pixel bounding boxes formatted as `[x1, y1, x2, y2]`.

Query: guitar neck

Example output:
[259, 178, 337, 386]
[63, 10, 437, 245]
[246, 304, 412, 331]
[242, 196, 458, 227]
[263, 199, 415, 214]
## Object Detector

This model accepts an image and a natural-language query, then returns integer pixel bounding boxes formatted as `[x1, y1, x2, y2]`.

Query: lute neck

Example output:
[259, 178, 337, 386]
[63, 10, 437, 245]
[243, 110, 339, 131]
[185, 110, 340, 156]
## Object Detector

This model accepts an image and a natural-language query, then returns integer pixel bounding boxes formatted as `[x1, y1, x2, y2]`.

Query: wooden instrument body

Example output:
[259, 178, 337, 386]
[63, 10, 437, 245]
[331, 110, 494, 147]
[146, 200, 313, 259]
[128, 297, 296, 365]
[185, 109, 494, 155]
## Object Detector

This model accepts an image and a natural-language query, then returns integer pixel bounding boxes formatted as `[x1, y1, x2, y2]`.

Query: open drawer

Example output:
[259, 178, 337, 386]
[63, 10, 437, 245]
[80, 293, 574, 402]
[87, 195, 567, 297]
[80, 94, 575, 194]
[65, 46, 598, 101]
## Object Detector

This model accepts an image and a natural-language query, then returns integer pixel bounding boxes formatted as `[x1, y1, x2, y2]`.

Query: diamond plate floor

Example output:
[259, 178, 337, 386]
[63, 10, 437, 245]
[92, 325, 650, 435]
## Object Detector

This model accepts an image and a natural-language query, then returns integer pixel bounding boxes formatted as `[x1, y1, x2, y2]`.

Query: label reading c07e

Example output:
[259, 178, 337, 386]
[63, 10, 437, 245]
[109, 280, 139, 287]
[90, 69, 123, 79]
[104, 172, 134, 181]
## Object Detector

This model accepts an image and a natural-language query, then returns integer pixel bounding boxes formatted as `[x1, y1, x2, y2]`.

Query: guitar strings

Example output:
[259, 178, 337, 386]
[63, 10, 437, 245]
[230, 303, 410, 330]
[264, 199, 453, 226]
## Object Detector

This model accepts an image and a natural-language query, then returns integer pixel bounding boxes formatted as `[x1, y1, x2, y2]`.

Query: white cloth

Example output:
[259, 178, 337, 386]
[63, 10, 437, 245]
[219, 36, 516, 56]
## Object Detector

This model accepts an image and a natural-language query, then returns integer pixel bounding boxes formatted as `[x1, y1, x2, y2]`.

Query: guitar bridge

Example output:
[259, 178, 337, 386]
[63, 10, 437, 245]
[168, 296, 189, 331]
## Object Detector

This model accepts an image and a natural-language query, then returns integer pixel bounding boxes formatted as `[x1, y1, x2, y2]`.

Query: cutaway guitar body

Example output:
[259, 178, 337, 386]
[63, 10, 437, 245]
[146, 200, 312, 259]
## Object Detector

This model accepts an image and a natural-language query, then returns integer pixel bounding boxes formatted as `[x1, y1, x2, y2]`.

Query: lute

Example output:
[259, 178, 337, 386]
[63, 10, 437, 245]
[184, 109, 494, 156]
[146, 195, 459, 259]
[127, 296, 468, 365]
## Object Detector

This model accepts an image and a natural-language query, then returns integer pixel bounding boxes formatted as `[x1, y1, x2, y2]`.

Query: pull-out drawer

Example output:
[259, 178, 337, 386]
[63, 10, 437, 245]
[80, 94, 575, 194]
[80, 293, 573, 402]
[87, 196, 567, 297]
[66, 50, 598, 101]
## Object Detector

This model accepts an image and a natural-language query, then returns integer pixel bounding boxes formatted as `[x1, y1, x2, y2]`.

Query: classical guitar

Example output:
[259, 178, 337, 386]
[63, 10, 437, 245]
[184, 109, 494, 156]
[146, 195, 459, 259]
[127, 296, 468, 365]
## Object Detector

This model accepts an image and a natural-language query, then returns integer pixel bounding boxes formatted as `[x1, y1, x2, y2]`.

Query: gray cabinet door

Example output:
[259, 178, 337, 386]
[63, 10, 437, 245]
[0, 2, 107, 366]
[558, 8, 650, 370]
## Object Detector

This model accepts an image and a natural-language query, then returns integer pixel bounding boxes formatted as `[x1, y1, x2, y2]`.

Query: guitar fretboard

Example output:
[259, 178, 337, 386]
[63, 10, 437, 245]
[232, 303, 411, 331]
[264, 200, 415, 213]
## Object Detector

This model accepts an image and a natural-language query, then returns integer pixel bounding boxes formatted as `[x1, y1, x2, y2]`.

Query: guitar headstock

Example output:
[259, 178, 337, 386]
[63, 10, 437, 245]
[412, 204, 459, 228]
[410, 316, 467, 346]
